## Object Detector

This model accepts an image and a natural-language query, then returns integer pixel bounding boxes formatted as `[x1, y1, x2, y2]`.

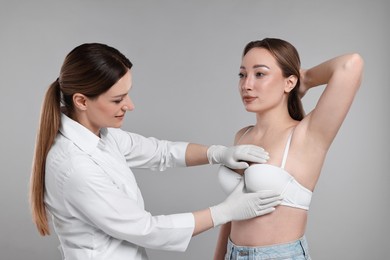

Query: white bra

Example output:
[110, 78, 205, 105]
[218, 128, 312, 210]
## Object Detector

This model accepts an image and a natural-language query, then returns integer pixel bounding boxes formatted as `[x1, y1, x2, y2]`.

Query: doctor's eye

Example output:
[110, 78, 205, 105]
[113, 99, 123, 104]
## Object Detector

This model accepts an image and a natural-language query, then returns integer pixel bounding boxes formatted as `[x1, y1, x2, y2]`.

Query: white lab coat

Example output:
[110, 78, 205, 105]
[44, 114, 195, 260]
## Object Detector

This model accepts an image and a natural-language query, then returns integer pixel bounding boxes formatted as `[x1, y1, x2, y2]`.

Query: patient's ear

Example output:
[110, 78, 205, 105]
[284, 75, 298, 93]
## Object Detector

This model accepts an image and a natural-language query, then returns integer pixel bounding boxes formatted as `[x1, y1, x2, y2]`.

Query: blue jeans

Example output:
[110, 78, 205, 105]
[225, 236, 311, 260]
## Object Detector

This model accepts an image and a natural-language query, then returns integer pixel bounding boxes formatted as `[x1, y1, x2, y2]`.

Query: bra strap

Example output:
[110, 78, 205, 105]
[281, 129, 294, 169]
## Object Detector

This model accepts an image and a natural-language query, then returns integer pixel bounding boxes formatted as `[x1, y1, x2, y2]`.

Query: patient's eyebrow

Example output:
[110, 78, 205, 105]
[253, 64, 270, 69]
[240, 64, 270, 70]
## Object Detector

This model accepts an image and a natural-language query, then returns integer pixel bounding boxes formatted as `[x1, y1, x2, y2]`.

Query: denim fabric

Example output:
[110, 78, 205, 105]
[225, 236, 311, 260]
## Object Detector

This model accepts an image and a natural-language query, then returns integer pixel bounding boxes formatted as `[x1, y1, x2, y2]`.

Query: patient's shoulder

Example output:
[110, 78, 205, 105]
[234, 125, 254, 144]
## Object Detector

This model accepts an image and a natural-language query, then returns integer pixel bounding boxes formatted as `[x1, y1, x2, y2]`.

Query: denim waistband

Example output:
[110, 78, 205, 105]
[226, 236, 311, 260]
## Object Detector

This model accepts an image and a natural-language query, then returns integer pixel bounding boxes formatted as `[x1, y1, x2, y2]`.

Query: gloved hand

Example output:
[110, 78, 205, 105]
[209, 179, 282, 227]
[207, 144, 269, 169]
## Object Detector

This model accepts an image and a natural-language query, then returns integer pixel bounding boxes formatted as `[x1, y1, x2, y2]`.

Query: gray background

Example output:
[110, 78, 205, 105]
[1, 0, 389, 259]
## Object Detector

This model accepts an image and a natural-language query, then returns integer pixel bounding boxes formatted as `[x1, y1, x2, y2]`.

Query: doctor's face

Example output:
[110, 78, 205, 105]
[84, 70, 134, 134]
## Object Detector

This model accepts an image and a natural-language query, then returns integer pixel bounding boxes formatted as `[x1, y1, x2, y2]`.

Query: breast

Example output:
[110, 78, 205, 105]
[217, 166, 243, 195]
[244, 164, 293, 194]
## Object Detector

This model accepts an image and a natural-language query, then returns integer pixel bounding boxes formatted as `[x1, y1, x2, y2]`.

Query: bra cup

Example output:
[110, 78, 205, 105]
[244, 164, 293, 194]
[217, 165, 242, 195]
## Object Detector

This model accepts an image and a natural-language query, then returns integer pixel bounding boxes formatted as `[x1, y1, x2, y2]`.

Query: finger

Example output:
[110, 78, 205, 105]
[242, 144, 266, 152]
[238, 154, 268, 164]
[247, 149, 270, 159]
[229, 161, 249, 169]
[259, 199, 282, 208]
[256, 207, 275, 216]
[235, 149, 269, 160]
[255, 190, 282, 199]
[235, 145, 267, 156]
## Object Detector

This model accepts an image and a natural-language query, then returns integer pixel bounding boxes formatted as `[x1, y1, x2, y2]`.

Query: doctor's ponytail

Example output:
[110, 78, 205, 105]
[30, 79, 61, 236]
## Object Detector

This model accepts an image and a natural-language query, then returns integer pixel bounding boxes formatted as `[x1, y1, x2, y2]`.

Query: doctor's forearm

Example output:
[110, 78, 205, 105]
[185, 143, 209, 166]
[191, 209, 214, 236]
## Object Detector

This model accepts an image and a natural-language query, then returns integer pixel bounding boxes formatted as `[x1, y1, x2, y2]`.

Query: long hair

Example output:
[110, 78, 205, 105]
[243, 38, 304, 120]
[30, 43, 132, 235]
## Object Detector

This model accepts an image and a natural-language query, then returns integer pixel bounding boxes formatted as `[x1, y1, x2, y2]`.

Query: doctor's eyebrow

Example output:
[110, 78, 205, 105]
[111, 93, 128, 98]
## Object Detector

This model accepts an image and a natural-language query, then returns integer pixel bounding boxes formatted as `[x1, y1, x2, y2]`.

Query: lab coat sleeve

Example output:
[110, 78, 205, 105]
[108, 128, 189, 171]
[63, 159, 195, 251]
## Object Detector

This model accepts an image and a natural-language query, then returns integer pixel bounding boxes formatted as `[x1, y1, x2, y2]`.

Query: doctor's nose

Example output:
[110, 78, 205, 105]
[122, 95, 135, 111]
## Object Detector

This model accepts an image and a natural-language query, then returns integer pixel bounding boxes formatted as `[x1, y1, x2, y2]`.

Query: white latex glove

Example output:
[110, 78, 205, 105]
[207, 144, 269, 169]
[209, 179, 282, 227]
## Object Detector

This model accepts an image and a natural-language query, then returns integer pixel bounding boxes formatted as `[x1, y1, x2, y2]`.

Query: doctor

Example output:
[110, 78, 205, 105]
[30, 43, 281, 260]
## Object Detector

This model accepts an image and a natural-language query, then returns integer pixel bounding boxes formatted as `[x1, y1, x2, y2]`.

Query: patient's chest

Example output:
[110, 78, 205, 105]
[244, 164, 293, 193]
[218, 164, 312, 210]
[217, 164, 293, 194]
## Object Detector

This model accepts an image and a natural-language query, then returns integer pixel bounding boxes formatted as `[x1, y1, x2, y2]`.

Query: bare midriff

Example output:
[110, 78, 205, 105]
[230, 206, 307, 246]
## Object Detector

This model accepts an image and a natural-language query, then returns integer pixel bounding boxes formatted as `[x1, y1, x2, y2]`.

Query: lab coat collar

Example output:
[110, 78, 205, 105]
[60, 113, 108, 154]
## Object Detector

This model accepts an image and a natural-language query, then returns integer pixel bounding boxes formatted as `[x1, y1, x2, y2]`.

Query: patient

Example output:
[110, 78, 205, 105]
[214, 38, 364, 259]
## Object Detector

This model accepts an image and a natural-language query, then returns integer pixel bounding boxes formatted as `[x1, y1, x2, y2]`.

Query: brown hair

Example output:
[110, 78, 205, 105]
[30, 43, 133, 235]
[243, 38, 304, 120]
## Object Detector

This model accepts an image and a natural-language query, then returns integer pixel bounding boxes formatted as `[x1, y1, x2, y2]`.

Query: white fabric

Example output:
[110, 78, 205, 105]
[45, 114, 195, 260]
[218, 130, 312, 211]
[244, 164, 312, 210]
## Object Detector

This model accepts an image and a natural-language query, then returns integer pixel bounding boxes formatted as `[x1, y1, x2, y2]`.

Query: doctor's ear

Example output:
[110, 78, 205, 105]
[284, 75, 298, 93]
[73, 93, 88, 111]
